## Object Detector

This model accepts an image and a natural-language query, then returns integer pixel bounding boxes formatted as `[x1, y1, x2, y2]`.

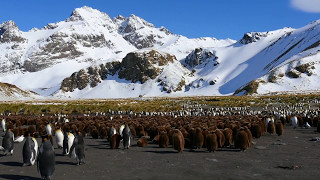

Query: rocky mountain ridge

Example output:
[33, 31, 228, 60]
[0, 6, 320, 99]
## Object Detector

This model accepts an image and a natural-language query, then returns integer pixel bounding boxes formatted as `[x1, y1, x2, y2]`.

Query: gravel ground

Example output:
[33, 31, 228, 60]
[0, 126, 320, 180]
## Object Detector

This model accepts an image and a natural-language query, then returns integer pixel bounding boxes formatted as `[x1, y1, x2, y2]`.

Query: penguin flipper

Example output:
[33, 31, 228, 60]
[69, 143, 75, 158]
[36, 147, 40, 173]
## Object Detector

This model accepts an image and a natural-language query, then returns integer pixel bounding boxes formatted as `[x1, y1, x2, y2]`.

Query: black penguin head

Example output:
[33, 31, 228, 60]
[41, 134, 50, 142]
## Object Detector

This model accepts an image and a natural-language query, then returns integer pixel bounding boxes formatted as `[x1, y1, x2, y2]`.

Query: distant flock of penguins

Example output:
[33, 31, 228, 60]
[0, 113, 319, 180]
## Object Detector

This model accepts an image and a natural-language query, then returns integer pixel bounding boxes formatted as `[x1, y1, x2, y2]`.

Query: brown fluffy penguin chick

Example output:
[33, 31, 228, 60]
[234, 128, 249, 151]
[259, 120, 267, 135]
[100, 127, 108, 139]
[206, 133, 218, 152]
[275, 122, 284, 136]
[250, 123, 262, 138]
[215, 129, 225, 148]
[172, 129, 185, 153]
[137, 125, 145, 137]
[223, 128, 233, 146]
[193, 127, 204, 149]
[159, 131, 169, 148]
[267, 121, 276, 134]
[152, 134, 160, 144]
[130, 126, 137, 138]
[243, 126, 253, 146]
[90, 128, 99, 139]
[38, 125, 47, 136]
[110, 134, 121, 149]
[137, 137, 148, 147]
[28, 126, 36, 134]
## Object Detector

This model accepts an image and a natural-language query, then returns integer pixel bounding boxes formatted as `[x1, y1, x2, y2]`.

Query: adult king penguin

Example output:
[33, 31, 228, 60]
[69, 131, 85, 165]
[123, 124, 133, 149]
[1, 119, 5, 132]
[55, 129, 64, 148]
[63, 132, 74, 155]
[22, 132, 38, 166]
[37, 136, 55, 180]
[0, 129, 14, 155]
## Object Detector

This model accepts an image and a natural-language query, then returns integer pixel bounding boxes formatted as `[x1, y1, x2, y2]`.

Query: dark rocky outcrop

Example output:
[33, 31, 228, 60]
[61, 61, 120, 92]
[234, 80, 266, 95]
[185, 48, 217, 67]
[239, 32, 268, 44]
[118, 50, 176, 83]
[61, 50, 176, 92]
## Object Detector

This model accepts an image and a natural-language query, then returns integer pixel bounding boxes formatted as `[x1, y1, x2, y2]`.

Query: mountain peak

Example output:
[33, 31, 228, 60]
[66, 6, 112, 23]
[0, 20, 19, 31]
[128, 14, 155, 29]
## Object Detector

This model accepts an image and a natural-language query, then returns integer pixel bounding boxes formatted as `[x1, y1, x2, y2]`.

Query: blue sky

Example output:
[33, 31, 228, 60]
[0, 0, 319, 40]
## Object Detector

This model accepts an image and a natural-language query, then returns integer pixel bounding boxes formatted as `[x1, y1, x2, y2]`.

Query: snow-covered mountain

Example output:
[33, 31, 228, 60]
[0, 6, 319, 100]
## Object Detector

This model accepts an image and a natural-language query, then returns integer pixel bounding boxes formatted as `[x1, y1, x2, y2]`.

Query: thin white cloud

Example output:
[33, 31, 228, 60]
[291, 0, 320, 13]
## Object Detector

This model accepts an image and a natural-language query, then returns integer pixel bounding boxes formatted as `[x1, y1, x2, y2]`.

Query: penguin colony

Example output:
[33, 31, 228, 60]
[0, 109, 319, 179]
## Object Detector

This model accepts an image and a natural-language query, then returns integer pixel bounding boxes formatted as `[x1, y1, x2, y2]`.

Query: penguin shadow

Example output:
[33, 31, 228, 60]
[216, 148, 242, 152]
[0, 161, 23, 167]
[188, 149, 211, 153]
[144, 147, 177, 154]
[86, 144, 109, 150]
[55, 160, 76, 165]
[130, 144, 138, 147]
[295, 128, 316, 134]
[55, 153, 67, 157]
[0, 174, 40, 180]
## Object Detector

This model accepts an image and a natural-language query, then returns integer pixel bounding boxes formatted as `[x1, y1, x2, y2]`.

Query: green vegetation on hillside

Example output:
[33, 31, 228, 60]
[0, 94, 318, 115]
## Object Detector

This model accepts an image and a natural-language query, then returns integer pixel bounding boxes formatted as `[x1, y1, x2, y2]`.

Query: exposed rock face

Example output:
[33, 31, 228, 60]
[61, 61, 120, 92]
[239, 32, 268, 44]
[118, 50, 176, 83]
[61, 50, 177, 92]
[23, 32, 83, 72]
[185, 48, 218, 67]
[114, 15, 160, 49]
[0, 21, 26, 43]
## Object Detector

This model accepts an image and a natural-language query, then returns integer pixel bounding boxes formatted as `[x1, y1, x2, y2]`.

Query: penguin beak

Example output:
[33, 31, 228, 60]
[43, 138, 48, 142]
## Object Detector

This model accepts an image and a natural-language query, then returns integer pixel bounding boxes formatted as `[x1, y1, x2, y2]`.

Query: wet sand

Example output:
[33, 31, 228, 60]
[1, 126, 320, 180]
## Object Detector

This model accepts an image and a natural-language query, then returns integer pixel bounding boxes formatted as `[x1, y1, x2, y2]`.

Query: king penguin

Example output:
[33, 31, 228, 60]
[69, 131, 85, 165]
[22, 133, 38, 166]
[119, 124, 125, 137]
[1, 129, 14, 155]
[37, 136, 55, 180]
[122, 124, 133, 149]
[1, 119, 5, 132]
[63, 132, 74, 155]
[46, 124, 52, 136]
[55, 129, 64, 148]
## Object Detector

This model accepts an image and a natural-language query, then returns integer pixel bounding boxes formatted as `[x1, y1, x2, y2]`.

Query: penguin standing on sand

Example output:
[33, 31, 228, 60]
[37, 136, 55, 180]
[122, 125, 133, 149]
[1, 119, 5, 132]
[46, 124, 52, 136]
[22, 133, 38, 166]
[0, 129, 14, 155]
[119, 124, 125, 137]
[63, 132, 74, 155]
[55, 129, 64, 148]
[69, 131, 85, 165]
[108, 127, 116, 140]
